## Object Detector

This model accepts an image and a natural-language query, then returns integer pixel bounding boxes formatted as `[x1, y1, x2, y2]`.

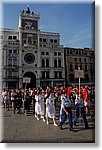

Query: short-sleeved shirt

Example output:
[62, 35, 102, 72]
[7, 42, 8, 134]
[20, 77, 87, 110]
[62, 96, 71, 108]
[75, 95, 84, 107]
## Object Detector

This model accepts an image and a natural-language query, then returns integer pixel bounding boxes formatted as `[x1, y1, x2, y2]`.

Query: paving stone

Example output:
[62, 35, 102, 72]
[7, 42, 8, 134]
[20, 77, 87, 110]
[0, 108, 95, 143]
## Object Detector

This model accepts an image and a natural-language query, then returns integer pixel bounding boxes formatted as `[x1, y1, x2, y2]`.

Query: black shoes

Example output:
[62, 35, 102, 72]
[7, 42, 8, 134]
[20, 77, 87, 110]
[85, 126, 89, 129]
[69, 127, 75, 132]
[74, 122, 77, 127]
[60, 126, 63, 130]
[60, 126, 75, 132]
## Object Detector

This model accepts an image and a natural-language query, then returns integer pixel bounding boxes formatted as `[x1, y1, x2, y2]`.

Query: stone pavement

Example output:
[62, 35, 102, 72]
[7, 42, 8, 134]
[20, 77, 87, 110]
[0, 107, 95, 143]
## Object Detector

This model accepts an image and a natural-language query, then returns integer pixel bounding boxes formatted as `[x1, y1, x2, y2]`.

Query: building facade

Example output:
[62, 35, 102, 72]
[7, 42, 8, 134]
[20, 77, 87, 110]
[1, 7, 65, 89]
[64, 47, 95, 85]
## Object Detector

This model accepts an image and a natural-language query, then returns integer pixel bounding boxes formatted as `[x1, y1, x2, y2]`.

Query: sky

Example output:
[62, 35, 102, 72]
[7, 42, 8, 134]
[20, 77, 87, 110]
[1, 1, 95, 49]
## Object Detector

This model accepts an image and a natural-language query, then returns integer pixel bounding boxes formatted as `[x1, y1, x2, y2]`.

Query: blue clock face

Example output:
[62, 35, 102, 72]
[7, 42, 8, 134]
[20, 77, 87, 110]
[22, 19, 37, 29]
[24, 53, 35, 64]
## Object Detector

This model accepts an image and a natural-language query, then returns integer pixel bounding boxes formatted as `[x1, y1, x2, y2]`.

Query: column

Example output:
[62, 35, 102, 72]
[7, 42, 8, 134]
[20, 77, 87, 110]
[19, 29, 23, 88]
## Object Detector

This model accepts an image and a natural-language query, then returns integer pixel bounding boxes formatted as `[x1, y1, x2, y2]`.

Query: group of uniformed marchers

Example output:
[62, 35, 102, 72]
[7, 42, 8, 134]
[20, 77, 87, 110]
[1, 85, 95, 132]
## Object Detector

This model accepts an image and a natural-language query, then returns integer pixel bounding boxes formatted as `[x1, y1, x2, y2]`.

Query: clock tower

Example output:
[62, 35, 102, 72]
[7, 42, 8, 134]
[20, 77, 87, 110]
[18, 6, 40, 88]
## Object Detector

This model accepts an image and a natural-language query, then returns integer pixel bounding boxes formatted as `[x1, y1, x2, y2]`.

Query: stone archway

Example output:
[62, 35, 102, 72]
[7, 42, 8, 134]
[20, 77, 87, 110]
[23, 72, 36, 88]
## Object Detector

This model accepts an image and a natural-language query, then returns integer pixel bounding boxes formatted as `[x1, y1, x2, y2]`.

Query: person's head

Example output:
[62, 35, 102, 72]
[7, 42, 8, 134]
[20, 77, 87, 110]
[63, 91, 67, 96]
[50, 92, 54, 98]
[42, 90, 45, 95]
[85, 85, 88, 89]
[39, 90, 42, 95]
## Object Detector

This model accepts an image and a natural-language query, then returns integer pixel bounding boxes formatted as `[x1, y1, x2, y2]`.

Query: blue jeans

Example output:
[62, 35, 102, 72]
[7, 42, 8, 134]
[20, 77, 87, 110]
[60, 107, 73, 128]
[74, 105, 88, 128]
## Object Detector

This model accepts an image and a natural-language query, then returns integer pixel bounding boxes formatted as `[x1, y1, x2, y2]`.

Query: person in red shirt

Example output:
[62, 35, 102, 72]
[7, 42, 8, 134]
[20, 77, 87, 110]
[83, 86, 90, 115]
[67, 86, 72, 99]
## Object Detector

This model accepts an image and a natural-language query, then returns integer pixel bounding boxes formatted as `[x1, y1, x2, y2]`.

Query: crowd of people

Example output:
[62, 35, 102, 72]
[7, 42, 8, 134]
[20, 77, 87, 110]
[1, 85, 95, 131]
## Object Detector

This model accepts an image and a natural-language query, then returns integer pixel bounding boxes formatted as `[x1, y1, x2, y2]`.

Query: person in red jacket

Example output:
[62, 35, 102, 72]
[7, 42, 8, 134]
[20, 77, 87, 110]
[83, 86, 90, 115]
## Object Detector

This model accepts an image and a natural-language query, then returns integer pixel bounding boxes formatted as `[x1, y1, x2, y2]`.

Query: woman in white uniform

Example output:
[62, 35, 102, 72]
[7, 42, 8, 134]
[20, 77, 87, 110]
[38, 90, 45, 122]
[46, 92, 57, 126]
[35, 91, 40, 120]
[35, 90, 45, 122]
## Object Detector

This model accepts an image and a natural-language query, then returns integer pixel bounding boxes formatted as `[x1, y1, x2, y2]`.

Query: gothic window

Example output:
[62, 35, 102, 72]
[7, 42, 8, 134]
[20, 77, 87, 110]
[42, 59, 45, 67]
[46, 71, 49, 79]
[84, 58, 86, 63]
[42, 72, 45, 79]
[58, 59, 61, 67]
[46, 59, 49, 67]
[85, 74, 89, 82]
[54, 72, 58, 78]
[8, 58, 12, 66]
[42, 71, 49, 79]
[75, 64, 78, 70]
[79, 58, 82, 62]
[8, 70, 12, 78]
[8, 57, 17, 66]
[13, 58, 17, 66]
[54, 71, 62, 79]
[70, 64, 73, 71]
[59, 72, 62, 78]
[75, 58, 77, 62]
[85, 65, 88, 71]
[80, 64, 82, 70]
[69, 74, 74, 82]
[54, 59, 57, 67]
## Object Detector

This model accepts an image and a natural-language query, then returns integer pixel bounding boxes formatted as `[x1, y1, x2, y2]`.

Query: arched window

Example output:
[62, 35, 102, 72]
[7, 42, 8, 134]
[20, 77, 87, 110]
[80, 64, 82, 70]
[46, 59, 49, 67]
[8, 58, 12, 66]
[58, 59, 61, 67]
[54, 59, 57, 67]
[42, 59, 45, 67]
[13, 58, 17, 66]
[75, 64, 78, 70]
[70, 64, 73, 71]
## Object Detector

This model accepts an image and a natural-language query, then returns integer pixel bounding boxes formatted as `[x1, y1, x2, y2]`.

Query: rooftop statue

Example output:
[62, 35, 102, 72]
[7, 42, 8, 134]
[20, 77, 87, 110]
[26, 5, 31, 14]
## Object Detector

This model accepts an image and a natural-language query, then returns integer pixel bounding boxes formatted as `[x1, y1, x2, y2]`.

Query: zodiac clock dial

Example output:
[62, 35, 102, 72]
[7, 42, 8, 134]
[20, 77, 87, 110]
[24, 53, 35, 64]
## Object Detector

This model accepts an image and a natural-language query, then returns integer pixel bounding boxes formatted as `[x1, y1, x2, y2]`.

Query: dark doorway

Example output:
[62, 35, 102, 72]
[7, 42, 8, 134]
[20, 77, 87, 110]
[23, 72, 36, 88]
